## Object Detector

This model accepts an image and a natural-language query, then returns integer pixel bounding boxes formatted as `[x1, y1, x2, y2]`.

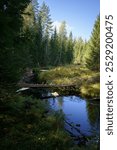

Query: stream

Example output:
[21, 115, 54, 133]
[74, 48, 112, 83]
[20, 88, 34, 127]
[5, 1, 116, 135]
[48, 96, 100, 137]
[21, 88, 100, 145]
[47, 95, 100, 145]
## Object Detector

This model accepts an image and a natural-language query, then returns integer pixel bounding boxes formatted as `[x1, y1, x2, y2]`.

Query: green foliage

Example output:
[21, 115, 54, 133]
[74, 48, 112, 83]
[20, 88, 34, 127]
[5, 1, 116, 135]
[58, 21, 68, 65]
[38, 2, 53, 66]
[66, 32, 74, 64]
[73, 37, 85, 64]
[0, 92, 73, 150]
[86, 16, 100, 71]
[22, 2, 35, 30]
[86, 101, 100, 127]
[0, 0, 100, 84]
[0, 0, 31, 83]
[49, 22, 74, 66]
[80, 83, 100, 99]
[0, 1, 100, 149]
[49, 27, 60, 66]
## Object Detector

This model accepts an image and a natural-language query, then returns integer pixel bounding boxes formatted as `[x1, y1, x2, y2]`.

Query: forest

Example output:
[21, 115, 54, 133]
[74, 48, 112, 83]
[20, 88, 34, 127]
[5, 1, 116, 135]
[0, 0, 100, 150]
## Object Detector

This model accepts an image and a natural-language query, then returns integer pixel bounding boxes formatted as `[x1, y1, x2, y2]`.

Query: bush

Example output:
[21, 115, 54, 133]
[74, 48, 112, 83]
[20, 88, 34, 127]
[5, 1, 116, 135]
[0, 92, 73, 150]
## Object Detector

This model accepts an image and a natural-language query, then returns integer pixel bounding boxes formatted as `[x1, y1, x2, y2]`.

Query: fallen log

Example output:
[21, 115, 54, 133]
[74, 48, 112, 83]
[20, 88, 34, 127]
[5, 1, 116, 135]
[18, 83, 76, 88]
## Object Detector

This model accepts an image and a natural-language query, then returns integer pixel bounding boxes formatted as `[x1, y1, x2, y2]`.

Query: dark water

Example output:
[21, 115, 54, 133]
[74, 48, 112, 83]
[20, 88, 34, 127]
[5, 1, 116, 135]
[48, 96, 100, 137]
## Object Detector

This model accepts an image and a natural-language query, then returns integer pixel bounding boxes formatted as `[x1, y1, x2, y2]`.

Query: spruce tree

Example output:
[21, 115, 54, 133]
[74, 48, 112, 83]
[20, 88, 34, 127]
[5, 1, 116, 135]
[73, 37, 85, 64]
[0, 0, 30, 83]
[38, 2, 53, 66]
[50, 27, 59, 66]
[66, 32, 74, 64]
[58, 21, 67, 64]
[86, 16, 100, 71]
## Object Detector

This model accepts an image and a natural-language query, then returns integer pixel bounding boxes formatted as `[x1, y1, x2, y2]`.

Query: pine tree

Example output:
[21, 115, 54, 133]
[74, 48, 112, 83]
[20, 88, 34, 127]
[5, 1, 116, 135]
[50, 27, 59, 66]
[73, 37, 85, 64]
[22, 2, 35, 30]
[58, 21, 67, 64]
[38, 2, 53, 66]
[21, 2, 38, 68]
[81, 40, 89, 64]
[86, 16, 100, 71]
[0, 0, 30, 83]
[32, 0, 39, 20]
[66, 32, 74, 64]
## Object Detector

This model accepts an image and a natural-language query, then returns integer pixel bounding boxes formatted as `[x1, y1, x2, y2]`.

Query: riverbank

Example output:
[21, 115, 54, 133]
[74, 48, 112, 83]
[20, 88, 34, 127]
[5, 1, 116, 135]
[37, 65, 100, 99]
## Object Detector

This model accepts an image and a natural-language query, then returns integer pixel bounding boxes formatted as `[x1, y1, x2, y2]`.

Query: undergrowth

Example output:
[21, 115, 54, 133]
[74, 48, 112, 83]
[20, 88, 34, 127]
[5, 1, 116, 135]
[0, 85, 99, 150]
[0, 89, 72, 150]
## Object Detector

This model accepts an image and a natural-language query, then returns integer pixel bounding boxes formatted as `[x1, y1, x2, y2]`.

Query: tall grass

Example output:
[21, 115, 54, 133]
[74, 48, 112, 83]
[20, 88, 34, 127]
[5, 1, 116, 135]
[37, 65, 100, 99]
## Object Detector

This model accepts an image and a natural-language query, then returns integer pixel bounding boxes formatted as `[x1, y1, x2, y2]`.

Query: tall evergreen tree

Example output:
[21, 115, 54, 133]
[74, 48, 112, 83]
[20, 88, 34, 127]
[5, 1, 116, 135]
[22, 2, 35, 30]
[58, 21, 67, 64]
[33, 17, 43, 66]
[38, 2, 53, 66]
[66, 32, 74, 64]
[23, 2, 43, 67]
[73, 37, 85, 64]
[0, 0, 31, 83]
[21, 2, 38, 68]
[50, 27, 59, 66]
[86, 16, 100, 71]
[32, 0, 39, 20]
[81, 40, 88, 64]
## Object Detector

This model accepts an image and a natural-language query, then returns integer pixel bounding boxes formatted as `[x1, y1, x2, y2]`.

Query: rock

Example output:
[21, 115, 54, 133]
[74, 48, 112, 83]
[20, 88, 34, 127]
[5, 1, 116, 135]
[51, 92, 59, 97]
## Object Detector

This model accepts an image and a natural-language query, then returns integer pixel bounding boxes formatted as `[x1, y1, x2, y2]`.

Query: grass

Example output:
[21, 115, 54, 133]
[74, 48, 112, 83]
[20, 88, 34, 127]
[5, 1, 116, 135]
[38, 65, 100, 99]
[81, 83, 100, 98]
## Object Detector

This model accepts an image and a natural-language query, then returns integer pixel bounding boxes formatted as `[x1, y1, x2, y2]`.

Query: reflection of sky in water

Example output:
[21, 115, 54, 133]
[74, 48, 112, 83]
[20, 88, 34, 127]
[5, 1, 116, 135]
[49, 96, 100, 136]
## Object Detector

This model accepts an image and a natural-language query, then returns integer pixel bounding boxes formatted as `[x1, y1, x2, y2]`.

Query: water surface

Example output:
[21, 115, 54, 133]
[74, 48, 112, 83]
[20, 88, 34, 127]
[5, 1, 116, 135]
[48, 96, 100, 137]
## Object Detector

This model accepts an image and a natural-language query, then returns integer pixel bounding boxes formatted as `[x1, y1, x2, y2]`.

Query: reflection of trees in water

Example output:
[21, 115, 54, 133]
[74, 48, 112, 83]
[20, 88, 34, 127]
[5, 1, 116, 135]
[57, 96, 81, 108]
[51, 98, 55, 105]
[57, 97, 64, 108]
[86, 101, 100, 149]
[86, 101, 100, 130]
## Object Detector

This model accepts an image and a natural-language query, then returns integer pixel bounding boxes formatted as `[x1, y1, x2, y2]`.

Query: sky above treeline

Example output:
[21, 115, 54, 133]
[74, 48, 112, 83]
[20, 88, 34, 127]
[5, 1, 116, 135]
[38, 0, 100, 40]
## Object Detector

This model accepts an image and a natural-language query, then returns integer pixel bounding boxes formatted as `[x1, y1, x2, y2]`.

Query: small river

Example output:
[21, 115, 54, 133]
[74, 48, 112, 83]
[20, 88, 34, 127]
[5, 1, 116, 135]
[47, 96, 100, 138]
[21, 88, 100, 144]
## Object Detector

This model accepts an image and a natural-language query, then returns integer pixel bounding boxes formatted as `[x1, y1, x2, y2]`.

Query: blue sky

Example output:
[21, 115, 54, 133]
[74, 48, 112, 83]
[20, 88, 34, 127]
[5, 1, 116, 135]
[38, 0, 100, 40]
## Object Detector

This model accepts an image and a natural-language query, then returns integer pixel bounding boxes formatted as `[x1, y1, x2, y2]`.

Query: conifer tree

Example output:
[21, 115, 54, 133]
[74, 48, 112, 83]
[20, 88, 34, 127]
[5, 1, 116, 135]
[58, 21, 67, 64]
[86, 16, 100, 71]
[50, 27, 59, 66]
[66, 32, 74, 64]
[73, 37, 85, 64]
[38, 2, 53, 66]
[0, 0, 30, 83]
